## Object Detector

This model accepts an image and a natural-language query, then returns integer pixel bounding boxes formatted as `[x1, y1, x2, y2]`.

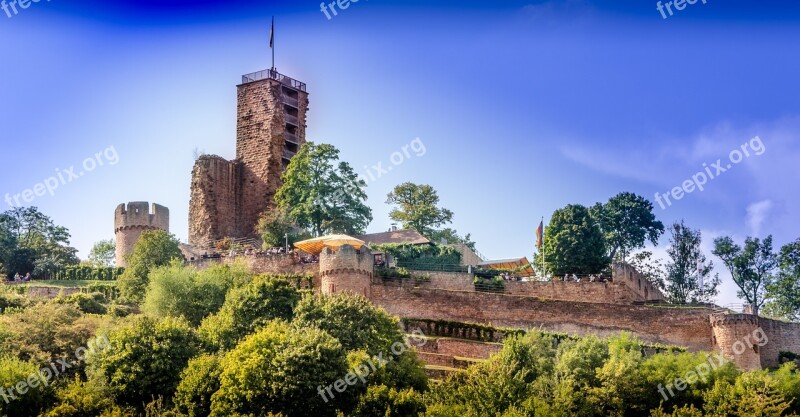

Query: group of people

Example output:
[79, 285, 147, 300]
[559, 274, 609, 283]
[9, 272, 31, 282]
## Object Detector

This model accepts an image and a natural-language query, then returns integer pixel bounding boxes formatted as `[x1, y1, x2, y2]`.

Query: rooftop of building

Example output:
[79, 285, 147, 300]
[355, 229, 432, 246]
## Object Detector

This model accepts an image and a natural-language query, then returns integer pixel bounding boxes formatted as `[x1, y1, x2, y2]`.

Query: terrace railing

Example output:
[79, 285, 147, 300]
[241, 69, 307, 92]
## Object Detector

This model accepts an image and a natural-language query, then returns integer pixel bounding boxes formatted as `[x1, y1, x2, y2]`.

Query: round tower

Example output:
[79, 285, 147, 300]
[710, 313, 762, 371]
[319, 245, 374, 298]
[114, 202, 170, 267]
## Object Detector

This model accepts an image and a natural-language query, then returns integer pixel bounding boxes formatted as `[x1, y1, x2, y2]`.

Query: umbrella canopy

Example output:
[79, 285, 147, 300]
[293, 234, 365, 255]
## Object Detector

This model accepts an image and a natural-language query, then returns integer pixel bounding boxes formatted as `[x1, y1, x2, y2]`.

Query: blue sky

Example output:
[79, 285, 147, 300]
[1, 0, 799, 305]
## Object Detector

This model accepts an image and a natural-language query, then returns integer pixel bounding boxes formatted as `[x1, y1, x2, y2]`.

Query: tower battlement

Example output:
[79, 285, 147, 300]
[114, 202, 170, 267]
[319, 245, 373, 298]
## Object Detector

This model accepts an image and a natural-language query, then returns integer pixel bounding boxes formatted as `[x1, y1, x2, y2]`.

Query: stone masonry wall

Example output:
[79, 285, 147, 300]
[613, 263, 666, 302]
[188, 156, 242, 246]
[370, 285, 714, 351]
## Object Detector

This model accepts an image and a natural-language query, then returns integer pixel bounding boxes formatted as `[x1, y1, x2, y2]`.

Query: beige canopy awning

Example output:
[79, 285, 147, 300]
[293, 235, 365, 255]
[478, 257, 536, 276]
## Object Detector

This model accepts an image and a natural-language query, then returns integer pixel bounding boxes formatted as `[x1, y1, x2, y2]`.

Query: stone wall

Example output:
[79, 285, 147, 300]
[751, 316, 800, 369]
[370, 285, 714, 352]
[114, 202, 169, 267]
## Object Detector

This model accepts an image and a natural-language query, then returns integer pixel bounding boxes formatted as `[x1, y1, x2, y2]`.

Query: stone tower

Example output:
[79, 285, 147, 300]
[189, 69, 309, 247]
[710, 313, 763, 371]
[114, 202, 169, 267]
[320, 245, 374, 298]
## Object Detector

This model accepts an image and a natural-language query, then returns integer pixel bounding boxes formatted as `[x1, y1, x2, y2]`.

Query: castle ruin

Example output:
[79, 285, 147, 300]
[189, 69, 309, 247]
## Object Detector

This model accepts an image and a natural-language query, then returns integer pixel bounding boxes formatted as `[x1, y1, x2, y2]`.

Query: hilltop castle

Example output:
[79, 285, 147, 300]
[112, 64, 800, 372]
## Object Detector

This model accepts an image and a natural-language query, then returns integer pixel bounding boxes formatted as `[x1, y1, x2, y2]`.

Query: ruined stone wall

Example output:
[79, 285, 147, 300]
[114, 202, 169, 267]
[223, 254, 319, 277]
[370, 285, 714, 351]
[188, 156, 242, 246]
[754, 317, 800, 369]
[320, 245, 374, 297]
[612, 263, 667, 302]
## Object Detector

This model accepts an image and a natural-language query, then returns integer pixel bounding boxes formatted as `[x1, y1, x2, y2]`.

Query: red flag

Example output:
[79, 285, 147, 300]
[536, 221, 544, 249]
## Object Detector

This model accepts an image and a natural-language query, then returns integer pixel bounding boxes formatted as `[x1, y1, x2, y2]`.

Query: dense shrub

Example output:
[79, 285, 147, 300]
[293, 293, 402, 354]
[199, 274, 301, 351]
[53, 266, 125, 281]
[210, 320, 349, 417]
[0, 356, 56, 417]
[351, 385, 426, 417]
[143, 261, 229, 326]
[373, 243, 463, 271]
[117, 230, 183, 303]
[55, 292, 107, 315]
[86, 316, 200, 409]
[174, 354, 222, 417]
[41, 376, 121, 417]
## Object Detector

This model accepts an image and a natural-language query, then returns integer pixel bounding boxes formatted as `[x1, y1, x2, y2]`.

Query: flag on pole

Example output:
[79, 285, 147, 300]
[536, 220, 544, 249]
[270, 17, 275, 48]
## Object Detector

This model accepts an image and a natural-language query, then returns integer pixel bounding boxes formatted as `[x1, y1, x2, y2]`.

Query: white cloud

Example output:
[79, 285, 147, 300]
[746, 199, 774, 237]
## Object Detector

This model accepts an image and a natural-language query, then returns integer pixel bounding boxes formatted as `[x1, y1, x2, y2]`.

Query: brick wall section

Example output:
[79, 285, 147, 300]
[371, 286, 714, 351]
[224, 254, 319, 277]
[613, 263, 666, 302]
[114, 202, 169, 267]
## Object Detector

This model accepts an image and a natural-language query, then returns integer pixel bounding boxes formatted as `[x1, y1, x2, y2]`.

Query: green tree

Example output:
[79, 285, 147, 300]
[275, 142, 372, 236]
[590, 192, 665, 262]
[257, 207, 310, 249]
[428, 228, 477, 251]
[764, 238, 800, 321]
[86, 316, 200, 409]
[351, 386, 426, 417]
[117, 230, 183, 303]
[209, 320, 349, 417]
[542, 204, 609, 276]
[143, 260, 230, 326]
[199, 274, 301, 351]
[386, 183, 454, 238]
[713, 235, 778, 316]
[663, 221, 720, 304]
[88, 239, 116, 267]
[0, 207, 79, 278]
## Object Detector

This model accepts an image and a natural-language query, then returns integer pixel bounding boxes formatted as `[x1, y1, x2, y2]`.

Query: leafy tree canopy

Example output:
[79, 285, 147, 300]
[88, 239, 116, 267]
[386, 183, 453, 238]
[664, 221, 720, 304]
[117, 230, 183, 303]
[590, 192, 664, 262]
[713, 235, 778, 315]
[542, 204, 609, 275]
[0, 206, 79, 278]
[275, 142, 372, 237]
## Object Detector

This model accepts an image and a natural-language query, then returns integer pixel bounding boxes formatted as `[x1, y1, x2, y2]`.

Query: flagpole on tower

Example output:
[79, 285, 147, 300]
[270, 16, 275, 71]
